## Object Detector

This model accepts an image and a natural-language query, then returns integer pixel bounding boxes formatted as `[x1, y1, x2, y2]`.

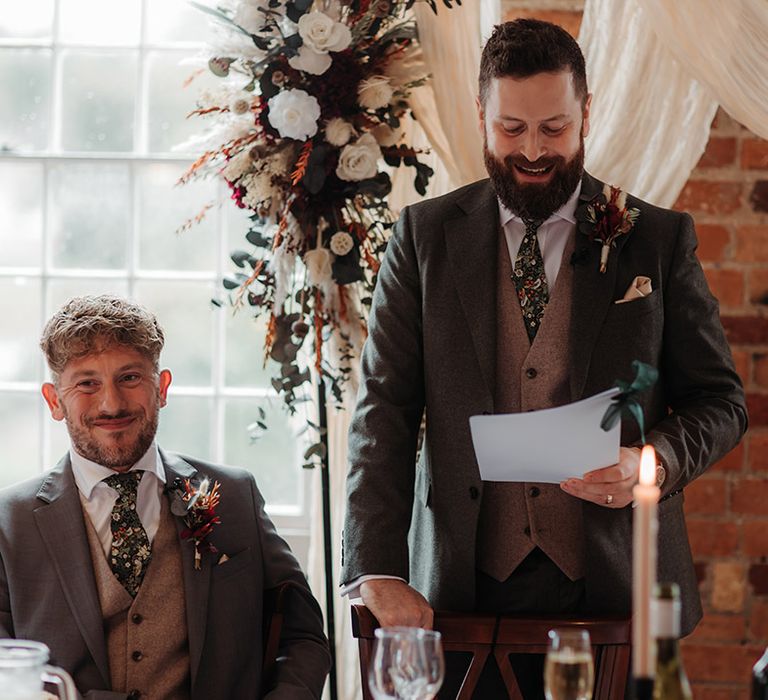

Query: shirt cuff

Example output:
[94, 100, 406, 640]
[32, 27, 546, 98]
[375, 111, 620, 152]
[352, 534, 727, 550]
[339, 574, 407, 600]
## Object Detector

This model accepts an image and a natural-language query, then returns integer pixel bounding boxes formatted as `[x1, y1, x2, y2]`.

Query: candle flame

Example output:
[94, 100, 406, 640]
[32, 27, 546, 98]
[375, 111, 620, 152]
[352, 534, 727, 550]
[640, 444, 656, 486]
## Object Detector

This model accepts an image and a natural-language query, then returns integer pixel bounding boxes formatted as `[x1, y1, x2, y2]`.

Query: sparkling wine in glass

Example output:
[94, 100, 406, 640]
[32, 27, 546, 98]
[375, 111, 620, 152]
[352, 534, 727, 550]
[544, 629, 595, 700]
[368, 627, 445, 700]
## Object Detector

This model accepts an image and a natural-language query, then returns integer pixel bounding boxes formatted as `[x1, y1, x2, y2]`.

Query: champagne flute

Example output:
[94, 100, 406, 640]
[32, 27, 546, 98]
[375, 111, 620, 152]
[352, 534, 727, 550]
[544, 629, 595, 700]
[368, 627, 445, 700]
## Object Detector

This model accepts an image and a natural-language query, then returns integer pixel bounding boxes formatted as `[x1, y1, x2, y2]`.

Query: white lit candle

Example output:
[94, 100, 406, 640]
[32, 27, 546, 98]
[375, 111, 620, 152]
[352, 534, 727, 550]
[632, 444, 660, 679]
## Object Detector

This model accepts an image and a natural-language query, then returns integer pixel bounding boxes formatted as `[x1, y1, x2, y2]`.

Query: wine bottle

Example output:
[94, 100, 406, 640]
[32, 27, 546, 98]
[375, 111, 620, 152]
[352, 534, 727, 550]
[651, 583, 692, 700]
[753, 647, 768, 700]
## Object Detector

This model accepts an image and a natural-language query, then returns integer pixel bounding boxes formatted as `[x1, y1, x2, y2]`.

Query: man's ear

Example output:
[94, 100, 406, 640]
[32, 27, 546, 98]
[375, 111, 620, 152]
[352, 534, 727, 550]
[158, 369, 172, 408]
[42, 383, 65, 421]
[476, 95, 485, 137]
[582, 93, 593, 139]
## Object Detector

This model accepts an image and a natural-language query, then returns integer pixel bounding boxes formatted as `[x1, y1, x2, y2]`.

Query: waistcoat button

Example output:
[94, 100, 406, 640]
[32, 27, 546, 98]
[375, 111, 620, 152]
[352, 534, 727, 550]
[132, 650, 143, 662]
[128, 691, 141, 700]
[131, 613, 143, 624]
[525, 367, 537, 379]
[528, 486, 540, 497]
[523, 526, 531, 536]
[469, 486, 479, 500]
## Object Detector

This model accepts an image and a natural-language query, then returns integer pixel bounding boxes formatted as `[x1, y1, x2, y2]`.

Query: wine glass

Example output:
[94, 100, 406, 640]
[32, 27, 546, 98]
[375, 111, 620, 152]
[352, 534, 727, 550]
[544, 628, 595, 700]
[368, 627, 445, 700]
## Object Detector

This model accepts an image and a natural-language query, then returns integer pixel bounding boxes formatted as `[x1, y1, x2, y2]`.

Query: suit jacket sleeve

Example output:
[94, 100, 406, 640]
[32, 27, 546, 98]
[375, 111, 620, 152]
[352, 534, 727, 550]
[648, 212, 747, 495]
[249, 475, 330, 699]
[342, 206, 425, 585]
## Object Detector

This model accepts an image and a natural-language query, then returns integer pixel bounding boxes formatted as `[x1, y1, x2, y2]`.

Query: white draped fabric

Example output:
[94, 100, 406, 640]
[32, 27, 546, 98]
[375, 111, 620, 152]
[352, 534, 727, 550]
[580, 0, 768, 207]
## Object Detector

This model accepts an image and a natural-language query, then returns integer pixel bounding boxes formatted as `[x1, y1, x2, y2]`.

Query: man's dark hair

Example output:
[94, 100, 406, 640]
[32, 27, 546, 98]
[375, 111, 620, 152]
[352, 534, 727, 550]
[479, 19, 588, 106]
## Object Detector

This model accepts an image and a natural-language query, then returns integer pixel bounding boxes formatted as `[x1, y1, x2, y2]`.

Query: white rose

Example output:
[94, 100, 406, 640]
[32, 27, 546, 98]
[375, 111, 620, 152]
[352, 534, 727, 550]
[288, 45, 332, 76]
[297, 11, 352, 54]
[330, 231, 354, 256]
[371, 123, 399, 147]
[325, 118, 356, 147]
[267, 89, 321, 141]
[336, 133, 381, 181]
[357, 75, 394, 110]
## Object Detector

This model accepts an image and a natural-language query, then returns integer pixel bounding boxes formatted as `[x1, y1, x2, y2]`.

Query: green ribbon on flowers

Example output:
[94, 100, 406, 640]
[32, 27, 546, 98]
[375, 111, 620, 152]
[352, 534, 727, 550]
[600, 360, 659, 444]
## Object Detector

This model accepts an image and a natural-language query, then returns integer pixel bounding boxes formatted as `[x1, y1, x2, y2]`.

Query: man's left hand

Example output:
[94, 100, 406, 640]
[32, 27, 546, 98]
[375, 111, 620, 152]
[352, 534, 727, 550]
[560, 446, 641, 508]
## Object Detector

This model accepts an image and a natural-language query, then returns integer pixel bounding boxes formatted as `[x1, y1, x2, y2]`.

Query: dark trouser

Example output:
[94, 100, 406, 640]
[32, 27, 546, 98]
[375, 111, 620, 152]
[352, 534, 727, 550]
[439, 548, 586, 700]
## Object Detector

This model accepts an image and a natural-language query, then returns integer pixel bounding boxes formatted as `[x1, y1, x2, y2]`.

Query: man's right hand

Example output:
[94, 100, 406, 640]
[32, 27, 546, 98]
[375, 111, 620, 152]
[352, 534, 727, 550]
[360, 579, 434, 629]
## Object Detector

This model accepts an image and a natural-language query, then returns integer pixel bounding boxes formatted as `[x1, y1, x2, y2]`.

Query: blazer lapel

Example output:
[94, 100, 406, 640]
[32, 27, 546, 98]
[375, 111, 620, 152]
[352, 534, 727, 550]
[570, 172, 631, 400]
[443, 182, 500, 405]
[33, 456, 111, 687]
[160, 450, 210, 688]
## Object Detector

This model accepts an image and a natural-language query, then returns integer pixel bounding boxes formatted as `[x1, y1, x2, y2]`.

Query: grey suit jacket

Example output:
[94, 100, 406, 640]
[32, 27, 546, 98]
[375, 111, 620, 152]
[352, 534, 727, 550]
[342, 174, 747, 635]
[0, 449, 330, 699]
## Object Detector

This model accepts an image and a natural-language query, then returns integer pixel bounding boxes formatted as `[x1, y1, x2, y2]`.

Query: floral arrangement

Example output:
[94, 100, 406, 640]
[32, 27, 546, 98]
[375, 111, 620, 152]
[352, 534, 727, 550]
[576, 184, 640, 273]
[170, 476, 222, 569]
[183, 0, 455, 415]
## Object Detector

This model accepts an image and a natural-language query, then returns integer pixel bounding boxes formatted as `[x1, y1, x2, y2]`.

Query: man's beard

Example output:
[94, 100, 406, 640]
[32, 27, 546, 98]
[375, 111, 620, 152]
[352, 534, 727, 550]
[64, 405, 159, 470]
[484, 136, 585, 221]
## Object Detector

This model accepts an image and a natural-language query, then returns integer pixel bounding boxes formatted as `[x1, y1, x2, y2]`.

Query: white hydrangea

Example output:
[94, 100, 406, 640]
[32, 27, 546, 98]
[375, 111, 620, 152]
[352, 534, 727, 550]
[267, 89, 321, 141]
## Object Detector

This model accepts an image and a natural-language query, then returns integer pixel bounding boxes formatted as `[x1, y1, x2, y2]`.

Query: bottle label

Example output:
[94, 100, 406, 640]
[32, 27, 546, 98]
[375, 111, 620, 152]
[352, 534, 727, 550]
[651, 598, 680, 638]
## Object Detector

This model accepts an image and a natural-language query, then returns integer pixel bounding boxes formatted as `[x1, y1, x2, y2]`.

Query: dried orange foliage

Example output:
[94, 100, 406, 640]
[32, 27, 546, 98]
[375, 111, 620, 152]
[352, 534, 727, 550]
[263, 313, 277, 367]
[234, 259, 266, 310]
[175, 202, 215, 235]
[291, 141, 314, 186]
[314, 290, 324, 372]
[182, 68, 206, 89]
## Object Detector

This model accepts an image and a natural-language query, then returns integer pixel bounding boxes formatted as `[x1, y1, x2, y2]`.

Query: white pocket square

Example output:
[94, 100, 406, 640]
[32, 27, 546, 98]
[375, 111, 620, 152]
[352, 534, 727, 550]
[615, 275, 652, 304]
[217, 553, 230, 565]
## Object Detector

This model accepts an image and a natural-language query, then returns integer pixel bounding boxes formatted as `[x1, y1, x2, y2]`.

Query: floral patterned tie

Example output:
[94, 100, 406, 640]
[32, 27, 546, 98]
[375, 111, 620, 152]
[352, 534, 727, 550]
[513, 218, 549, 342]
[104, 471, 152, 597]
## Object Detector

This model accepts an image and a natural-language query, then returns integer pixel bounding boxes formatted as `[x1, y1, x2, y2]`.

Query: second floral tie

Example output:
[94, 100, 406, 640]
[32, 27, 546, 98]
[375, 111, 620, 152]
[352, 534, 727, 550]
[512, 218, 549, 342]
[104, 471, 152, 597]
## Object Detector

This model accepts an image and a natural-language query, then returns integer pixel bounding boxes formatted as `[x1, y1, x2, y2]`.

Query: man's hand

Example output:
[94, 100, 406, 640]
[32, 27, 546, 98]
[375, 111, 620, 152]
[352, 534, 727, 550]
[560, 446, 641, 508]
[360, 579, 434, 629]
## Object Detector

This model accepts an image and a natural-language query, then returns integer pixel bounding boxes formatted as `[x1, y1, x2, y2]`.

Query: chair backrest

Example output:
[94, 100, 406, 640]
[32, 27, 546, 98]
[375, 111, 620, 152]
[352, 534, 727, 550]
[351, 605, 631, 700]
[261, 581, 303, 696]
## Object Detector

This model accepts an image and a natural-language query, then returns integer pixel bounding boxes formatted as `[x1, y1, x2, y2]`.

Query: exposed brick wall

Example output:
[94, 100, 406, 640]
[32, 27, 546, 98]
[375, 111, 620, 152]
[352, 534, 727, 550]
[499, 2, 768, 697]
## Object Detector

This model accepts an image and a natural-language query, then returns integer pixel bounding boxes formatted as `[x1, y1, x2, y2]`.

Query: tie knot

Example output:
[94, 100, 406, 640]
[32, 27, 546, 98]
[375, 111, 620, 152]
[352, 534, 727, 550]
[104, 471, 143, 497]
[522, 218, 543, 236]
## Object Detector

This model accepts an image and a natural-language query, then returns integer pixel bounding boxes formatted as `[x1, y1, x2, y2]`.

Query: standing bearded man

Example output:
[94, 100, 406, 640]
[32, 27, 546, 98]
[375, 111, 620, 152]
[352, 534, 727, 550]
[0, 295, 329, 699]
[341, 19, 746, 698]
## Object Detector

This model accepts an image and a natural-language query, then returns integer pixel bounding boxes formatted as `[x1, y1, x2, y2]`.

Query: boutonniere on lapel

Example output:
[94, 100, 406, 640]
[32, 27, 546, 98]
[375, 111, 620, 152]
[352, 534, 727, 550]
[168, 476, 222, 570]
[576, 184, 640, 273]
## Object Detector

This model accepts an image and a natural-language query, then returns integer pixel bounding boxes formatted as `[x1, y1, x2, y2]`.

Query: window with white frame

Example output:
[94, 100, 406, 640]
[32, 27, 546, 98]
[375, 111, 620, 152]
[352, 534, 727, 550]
[0, 0, 310, 536]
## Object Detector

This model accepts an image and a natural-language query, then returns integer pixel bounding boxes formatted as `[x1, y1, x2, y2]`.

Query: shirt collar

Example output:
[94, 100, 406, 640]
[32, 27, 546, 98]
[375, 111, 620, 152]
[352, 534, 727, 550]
[497, 181, 582, 228]
[70, 441, 166, 500]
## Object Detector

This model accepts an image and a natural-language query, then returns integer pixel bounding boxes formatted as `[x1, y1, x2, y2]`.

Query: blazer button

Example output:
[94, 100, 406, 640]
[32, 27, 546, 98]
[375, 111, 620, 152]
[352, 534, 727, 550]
[128, 692, 141, 700]
[526, 368, 537, 379]
[131, 613, 143, 625]
[469, 486, 480, 500]
[132, 650, 143, 662]
[528, 486, 540, 497]
[524, 526, 531, 536]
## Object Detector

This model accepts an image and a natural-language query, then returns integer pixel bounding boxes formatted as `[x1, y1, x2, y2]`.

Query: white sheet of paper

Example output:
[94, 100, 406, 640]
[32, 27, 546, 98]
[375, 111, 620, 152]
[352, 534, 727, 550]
[469, 387, 622, 483]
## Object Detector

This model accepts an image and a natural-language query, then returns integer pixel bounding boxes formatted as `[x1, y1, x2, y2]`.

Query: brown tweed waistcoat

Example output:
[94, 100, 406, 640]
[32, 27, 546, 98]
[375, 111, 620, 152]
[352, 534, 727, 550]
[84, 492, 191, 699]
[476, 226, 585, 582]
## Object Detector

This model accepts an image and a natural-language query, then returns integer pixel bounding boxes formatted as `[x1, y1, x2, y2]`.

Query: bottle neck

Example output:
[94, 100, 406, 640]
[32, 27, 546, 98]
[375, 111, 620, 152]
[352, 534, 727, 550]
[656, 637, 680, 664]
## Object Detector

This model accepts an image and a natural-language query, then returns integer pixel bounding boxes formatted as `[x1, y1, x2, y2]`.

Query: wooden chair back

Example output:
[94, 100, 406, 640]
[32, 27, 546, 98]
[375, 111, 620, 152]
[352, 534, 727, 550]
[351, 605, 631, 700]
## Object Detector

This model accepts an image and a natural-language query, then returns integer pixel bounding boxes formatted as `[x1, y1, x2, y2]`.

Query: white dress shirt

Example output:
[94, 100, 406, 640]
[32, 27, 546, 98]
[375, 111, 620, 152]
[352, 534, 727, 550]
[340, 185, 582, 599]
[71, 442, 166, 558]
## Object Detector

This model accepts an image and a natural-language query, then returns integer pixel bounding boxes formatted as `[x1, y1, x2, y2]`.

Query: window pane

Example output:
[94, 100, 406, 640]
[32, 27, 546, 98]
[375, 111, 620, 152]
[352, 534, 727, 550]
[60, 51, 137, 152]
[58, 0, 140, 46]
[134, 280, 215, 387]
[145, 50, 219, 154]
[0, 162, 44, 268]
[0, 393, 41, 488]
[145, 0, 210, 44]
[157, 394, 213, 461]
[0, 49, 51, 152]
[136, 163, 218, 272]
[47, 278, 129, 316]
[225, 311, 275, 388]
[0, 0, 54, 40]
[48, 162, 130, 269]
[223, 398, 303, 508]
[0, 278, 42, 382]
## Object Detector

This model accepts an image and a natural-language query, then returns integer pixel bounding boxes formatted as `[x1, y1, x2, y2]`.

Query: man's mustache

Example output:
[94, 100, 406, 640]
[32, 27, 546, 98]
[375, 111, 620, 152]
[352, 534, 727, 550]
[85, 411, 138, 426]
[503, 154, 565, 170]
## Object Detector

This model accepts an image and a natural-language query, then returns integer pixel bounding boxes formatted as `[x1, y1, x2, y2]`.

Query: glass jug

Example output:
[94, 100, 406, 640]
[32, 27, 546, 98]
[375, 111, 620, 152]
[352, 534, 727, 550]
[0, 640, 77, 700]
